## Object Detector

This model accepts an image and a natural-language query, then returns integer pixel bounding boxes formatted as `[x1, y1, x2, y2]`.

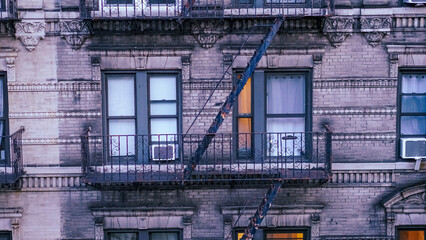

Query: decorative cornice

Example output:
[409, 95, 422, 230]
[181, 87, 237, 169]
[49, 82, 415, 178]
[23, 138, 82, 145]
[314, 106, 396, 115]
[183, 79, 232, 90]
[19, 174, 84, 190]
[329, 170, 395, 185]
[191, 20, 225, 49]
[15, 21, 46, 51]
[332, 132, 396, 141]
[8, 82, 100, 92]
[360, 17, 391, 47]
[9, 111, 101, 119]
[322, 17, 354, 47]
[59, 20, 91, 50]
[313, 78, 397, 89]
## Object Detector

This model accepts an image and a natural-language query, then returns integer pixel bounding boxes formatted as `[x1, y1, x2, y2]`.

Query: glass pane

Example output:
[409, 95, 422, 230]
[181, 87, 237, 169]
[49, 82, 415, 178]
[109, 119, 136, 156]
[150, 102, 177, 115]
[402, 96, 426, 113]
[267, 74, 305, 114]
[0, 235, 10, 240]
[402, 74, 426, 93]
[151, 232, 179, 240]
[150, 76, 177, 101]
[399, 230, 424, 240]
[267, 118, 305, 156]
[109, 233, 138, 240]
[150, 118, 177, 142]
[0, 77, 3, 117]
[106, 0, 133, 4]
[266, 232, 304, 239]
[238, 118, 252, 156]
[401, 116, 426, 135]
[237, 233, 244, 240]
[238, 77, 251, 114]
[108, 76, 135, 117]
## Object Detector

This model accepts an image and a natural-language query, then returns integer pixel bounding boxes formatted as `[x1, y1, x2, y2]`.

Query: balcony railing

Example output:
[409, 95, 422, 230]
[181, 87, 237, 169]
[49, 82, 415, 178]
[0, 127, 25, 185]
[80, 0, 330, 19]
[0, 0, 18, 20]
[81, 131, 332, 185]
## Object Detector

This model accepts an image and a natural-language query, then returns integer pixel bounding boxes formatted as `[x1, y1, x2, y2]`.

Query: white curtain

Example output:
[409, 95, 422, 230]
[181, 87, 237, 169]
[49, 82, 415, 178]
[266, 74, 305, 114]
[401, 74, 426, 135]
[151, 233, 179, 240]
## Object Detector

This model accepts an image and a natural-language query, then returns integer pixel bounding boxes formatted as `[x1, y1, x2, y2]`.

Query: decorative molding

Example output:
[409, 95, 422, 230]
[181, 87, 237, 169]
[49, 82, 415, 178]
[332, 133, 396, 141]
[311, 214, 320, 239]
[223, 215, 233, 240]
[8, 82, 101, 92]
[22, 138, 82, 145]
[223, 54, 233, 81]
[10, 111, 101, 119]
[59, 20, 91, 50]
[329, 170, 395, 185]
[183, 79, 232, 90]
[6, 57, 16, 82]
[313, 78, 397, 89]
[181, 56, 191, 82]
[0, 208, 22, 240]
[11, 218, 20, 240]
[15, 21, 46, 51]
[95, 217, 104, 240]
[313, 54, 322, 79]
[191, 20, 225, 49]
[389, 53, 399, 78]
[314, 106, 396, 115]
[386, 213, 395, 237]
[322, 18, 354, 47]
[91, 56, 101, 81]
[20, 175, 83, 189]
[360, 17, 391, 47]
[183, 215, 192, 240]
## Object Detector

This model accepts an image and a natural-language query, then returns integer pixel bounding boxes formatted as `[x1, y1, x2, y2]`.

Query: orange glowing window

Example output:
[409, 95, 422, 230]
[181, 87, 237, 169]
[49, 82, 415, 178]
[238, 77, 251, 114]
[266, 232, 305, 240]
[399, 230, 425, 240]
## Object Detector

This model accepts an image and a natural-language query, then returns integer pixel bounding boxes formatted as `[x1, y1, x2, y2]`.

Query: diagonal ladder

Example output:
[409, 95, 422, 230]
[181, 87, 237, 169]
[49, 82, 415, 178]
[183, 17, 284, 179]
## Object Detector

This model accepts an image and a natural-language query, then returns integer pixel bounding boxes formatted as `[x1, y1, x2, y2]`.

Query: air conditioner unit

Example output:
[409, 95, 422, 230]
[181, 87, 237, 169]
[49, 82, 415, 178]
[400, 138, 426, 159]
[151, 144, 176, 161]
[403, 0, 426, 4]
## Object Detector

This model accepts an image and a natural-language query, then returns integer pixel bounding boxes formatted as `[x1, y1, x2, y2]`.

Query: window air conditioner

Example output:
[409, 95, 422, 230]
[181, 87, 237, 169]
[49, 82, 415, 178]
[400, 138, 426, 159]
[151, 144, 176, 161]
[403, 0, 426, 4]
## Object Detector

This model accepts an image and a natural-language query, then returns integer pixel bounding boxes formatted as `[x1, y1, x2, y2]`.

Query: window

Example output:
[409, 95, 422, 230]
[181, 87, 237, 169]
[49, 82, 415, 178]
[106, 0, 133, 4]
[107, 230, 180, 240]
[0, 75, 8, 162]
[103, 72, 180, 162]
[234, 229, 308, 240]
[398, 228, 426, 240]
[398, 72, 426, 158]
[0, 232, 11, 240]
[234, 70, 311, 158]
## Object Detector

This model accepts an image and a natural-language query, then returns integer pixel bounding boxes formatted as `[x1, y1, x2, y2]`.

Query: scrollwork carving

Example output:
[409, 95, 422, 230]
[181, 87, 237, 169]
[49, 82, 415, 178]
[191, 20, 225, 49]
[59, 21, 91, 50]
[15, 21, 46, 51]
[322, 18, 354, 47]
[360, 17, 391, 47]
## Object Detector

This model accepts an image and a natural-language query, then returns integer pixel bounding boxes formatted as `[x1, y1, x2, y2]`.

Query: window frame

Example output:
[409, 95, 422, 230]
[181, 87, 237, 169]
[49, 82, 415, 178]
[102, 70, 182, 163]
[0, 232, 11, 240]
[106, 229, 182, 240]
[397, 69, 426, 160]
[397, 226, 426, 240]
[233, 228, 310, 240]
[0, 73, 9, 164]
[105, 0, 134, 5]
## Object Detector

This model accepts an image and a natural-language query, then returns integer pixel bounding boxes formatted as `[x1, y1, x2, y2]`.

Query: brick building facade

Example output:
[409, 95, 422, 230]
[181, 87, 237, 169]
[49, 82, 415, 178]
[0, 0, 424, 239]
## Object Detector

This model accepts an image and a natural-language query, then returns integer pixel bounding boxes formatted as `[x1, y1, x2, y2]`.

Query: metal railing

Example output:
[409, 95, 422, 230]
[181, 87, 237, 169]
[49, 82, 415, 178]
[81, 131, 332, 184]
[80, 0, 330, 19]
[0, 127, 25, 184]
[0, 0, 18, 19]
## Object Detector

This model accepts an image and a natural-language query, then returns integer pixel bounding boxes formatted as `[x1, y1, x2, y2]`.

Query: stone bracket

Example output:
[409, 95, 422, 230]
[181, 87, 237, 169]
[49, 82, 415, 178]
[15, 21, 46, 52]
[360, 17, 391, 47]
[91, 56, 101, 81]
[59, 20, 91, 50]
[191, 20, 225, 49]
[322, 17, 354, 47]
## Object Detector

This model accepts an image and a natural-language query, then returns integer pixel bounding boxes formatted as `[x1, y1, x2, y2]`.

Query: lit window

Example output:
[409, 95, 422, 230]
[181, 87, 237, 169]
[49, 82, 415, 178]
[398, 229, 425, 240]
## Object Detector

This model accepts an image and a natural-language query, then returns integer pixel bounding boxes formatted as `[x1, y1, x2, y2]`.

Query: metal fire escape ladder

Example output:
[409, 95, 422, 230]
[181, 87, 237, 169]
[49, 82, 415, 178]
[183, 17, 284, 179]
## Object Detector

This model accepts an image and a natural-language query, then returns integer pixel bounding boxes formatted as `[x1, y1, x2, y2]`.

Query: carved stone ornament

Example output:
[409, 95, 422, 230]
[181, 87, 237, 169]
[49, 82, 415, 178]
[94, 217, 104, 240]
[15, 21, 46, 51]
[322, 18, 354, 47]
[360, 17, 391, 47]
[389, 53, 398, 78]
[59, 21, 91, 50]
[6, 57, 16, 82]
[11, 218, 20, 240]
[183, 215, 192, 240]
[181, 55, 191, 82]
[191, 20, 225, 49]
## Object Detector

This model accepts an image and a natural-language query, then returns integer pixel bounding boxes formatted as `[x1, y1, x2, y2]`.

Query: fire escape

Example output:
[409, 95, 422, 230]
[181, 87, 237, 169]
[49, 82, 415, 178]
[79, 0, 333, 239]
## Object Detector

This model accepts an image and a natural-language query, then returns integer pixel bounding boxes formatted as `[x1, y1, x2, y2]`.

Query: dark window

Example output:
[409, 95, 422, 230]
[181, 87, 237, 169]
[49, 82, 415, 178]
[0, 232, 11, 240]
[0, 75, 8, 162]
[108, 232, 138, 240]
[103, 72, 180, 161]
[106, 0, 133, 4]
[398, 228, 426, 240]
[234, 70, 311, 158]
[107, 230, 180, 240]
[149, 0, 176, 4]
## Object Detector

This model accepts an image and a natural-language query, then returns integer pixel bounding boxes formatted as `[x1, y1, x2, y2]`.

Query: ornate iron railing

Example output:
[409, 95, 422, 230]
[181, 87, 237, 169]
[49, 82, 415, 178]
[0, 127, 25, 184]
[81, 131, 332, 184]
[80, 0, 331, 19]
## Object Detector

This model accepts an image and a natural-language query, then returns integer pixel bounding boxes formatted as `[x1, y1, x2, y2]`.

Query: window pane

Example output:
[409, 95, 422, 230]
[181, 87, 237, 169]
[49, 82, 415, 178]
[402, 74, 426, 93]
[150, 102, 177, 115]
[401, 116, 426, 135]
[238, 77, 251, 114]
[109, 233, 138, 240]
[150, 76, 176, 101]
[108, 76, 135, 117]
[238, 118, 252, 155]
[267, 74, 305, 114]
[267, 118, 305, 156]
[266, 232, 304, 239]
[0, 121, 4, 160]
[0, 77, 3, 117]
[0, 235, 10, 240]
[401, 96, 426, 113]
[399, 230, 424, 240]
[108, 119, 136, 156]
[151, 232, 179, 240]
[150, 118, 177, 142]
